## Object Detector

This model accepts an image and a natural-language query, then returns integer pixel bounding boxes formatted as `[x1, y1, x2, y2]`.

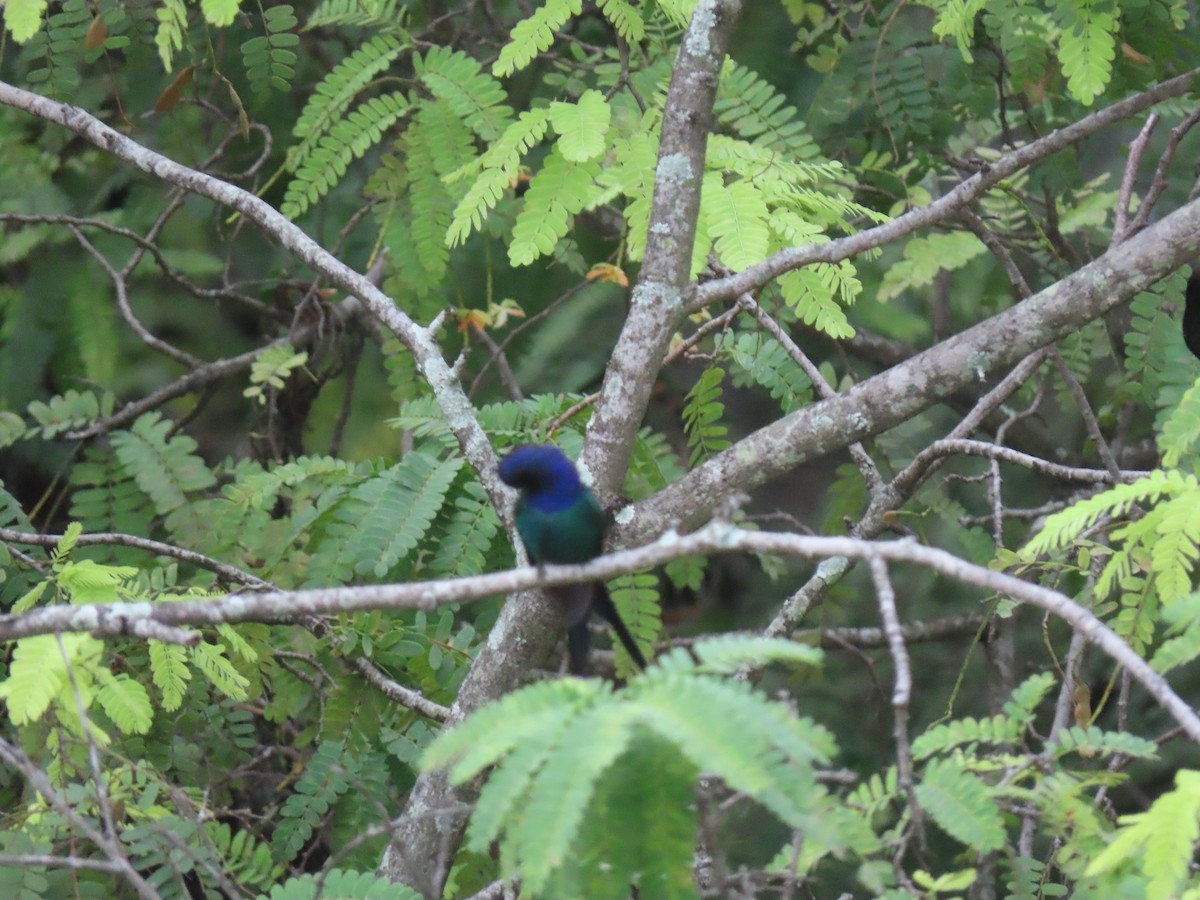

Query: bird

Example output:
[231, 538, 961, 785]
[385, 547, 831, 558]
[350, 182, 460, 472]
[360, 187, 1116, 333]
[497, 444, 648, 675]
[1183, 270, 1200, 361]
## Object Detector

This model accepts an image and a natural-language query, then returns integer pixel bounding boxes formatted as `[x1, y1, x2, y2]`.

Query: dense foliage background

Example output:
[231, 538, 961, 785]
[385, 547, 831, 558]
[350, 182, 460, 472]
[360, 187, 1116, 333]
[2, 0, 1200, 897]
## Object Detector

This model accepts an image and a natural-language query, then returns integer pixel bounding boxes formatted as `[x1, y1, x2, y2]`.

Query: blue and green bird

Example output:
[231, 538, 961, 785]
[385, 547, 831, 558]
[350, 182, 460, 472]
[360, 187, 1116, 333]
[498, 444, 648, 674]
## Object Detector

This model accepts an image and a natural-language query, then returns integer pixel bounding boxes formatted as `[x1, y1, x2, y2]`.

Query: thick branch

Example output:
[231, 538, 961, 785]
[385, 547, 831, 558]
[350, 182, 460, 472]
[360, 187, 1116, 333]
[617, 196, 1200, 544]
[581, 0, 742, 500]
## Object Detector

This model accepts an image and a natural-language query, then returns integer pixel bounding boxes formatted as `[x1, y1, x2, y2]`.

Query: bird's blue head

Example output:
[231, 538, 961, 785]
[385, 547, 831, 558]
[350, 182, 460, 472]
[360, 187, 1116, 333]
[498, 444, 588, 512]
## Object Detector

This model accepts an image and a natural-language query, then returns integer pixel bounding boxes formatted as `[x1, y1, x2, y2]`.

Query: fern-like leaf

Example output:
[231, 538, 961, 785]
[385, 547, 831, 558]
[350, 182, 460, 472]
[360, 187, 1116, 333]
[1023, 470, 1193, 557]
[705, 177, 770, 272]
[191, 640, 250, 700]
[512, 702, 638, 894]
[416, 46, 512, 141]
[607, 573, 660, 678]
[714, 60, 818, 160]
[492, 0, 582, 78]
[424, 678, 607, 781]
[1085, 770, 1200, 899]
[243, 343, 309, 405]
[0, 633, 102, 726]
[932, 0, 988, 62]
[1056, 0, 1116, 106]
[623, 427, 685, 500]
[878, 231, 986, 301]
[778, 264, 857, 339]
[915, 757, 1006, 852]
[155, 0, 187, 70]
[27, 388, 111, 438]
[1150, 493, 1200, 602]
[110, 413, 216, 516]
[549, 89, 610, 162]
[445, 109, 551, 247]
[282, 91, 410, 219]
[596, 0, 644, 42]
[275, 741, 356, 862]
[564, 731, 696, 899]
[509, 148, 601, 266]
[265, 869, 422, 899]
[1054, 726, 1157, 760]
[242, 4, 298, 94]
[1158, 376, 1200, 467]
[403, 100, 475, 289]
[149, 639, 191, 711]
[304, 0, 408, 33]
[306, 453, 460, 583]
[691, 635, 823, 672]
[465, 721, 571, 853]
[430, 481, 501, 577]
[96, 672, 154, 734]
[289, 34, 408, 167]
[682, 366, 731, 467]
[720, 330, 812, 413]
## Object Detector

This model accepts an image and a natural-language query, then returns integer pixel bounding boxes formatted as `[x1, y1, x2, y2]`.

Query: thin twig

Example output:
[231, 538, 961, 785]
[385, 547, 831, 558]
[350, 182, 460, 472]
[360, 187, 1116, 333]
[869, 558, 924, 849]
[1113, 114, 1160, 242]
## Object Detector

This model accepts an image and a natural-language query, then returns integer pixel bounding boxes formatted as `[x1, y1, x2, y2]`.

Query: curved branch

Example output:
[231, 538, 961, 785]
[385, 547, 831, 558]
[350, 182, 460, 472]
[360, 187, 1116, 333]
[617, 195, 1200, 545]
[692, 68, 1200, 310]
[1, 524, 1196, 744]
[0, 528, 272, 589]
[0, 80, 506, 512]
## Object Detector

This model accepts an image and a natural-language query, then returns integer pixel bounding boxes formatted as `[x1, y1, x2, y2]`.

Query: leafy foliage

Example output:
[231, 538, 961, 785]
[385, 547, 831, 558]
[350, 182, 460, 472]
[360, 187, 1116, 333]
[493, 0, 583, 77]
[682, 366, 731, 467]
[422, 638, 832, 897]
[242, 5, 299, 94]
[2, 0, 1199, 896]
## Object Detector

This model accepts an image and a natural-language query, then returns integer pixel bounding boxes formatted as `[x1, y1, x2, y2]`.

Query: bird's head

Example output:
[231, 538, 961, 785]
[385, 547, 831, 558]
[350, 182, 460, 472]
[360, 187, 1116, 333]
[498, 444, 587, 511]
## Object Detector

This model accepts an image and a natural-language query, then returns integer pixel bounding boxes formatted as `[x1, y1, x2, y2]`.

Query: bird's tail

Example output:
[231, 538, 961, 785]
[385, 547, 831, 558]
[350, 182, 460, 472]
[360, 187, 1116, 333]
[592, 584, 649, 672]
[552, 583, 649, 674]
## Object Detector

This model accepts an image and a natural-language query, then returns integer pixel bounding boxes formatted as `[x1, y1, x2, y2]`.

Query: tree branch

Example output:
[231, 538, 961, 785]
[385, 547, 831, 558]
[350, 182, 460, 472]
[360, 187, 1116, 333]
[692, 68, 1200, 309]
[617, 196, 1200, 545]
[1, 524, 1196, 744]
[581, 0, 743, 501]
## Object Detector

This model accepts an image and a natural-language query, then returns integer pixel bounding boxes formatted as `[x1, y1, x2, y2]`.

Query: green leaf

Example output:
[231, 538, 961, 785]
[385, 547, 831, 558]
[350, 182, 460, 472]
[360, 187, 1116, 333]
[1086, 769, 1200, 900]
[682, 366, 731, 467]
[607, 572, 660, 678]
[705, 177, 770, 273]
[1056, 0, 1116, 106]
[96, 673, 154, 734]
[192, 640, 250, 700]
[155, 0, 188, 70]
[200, 0, 240, 27]
[416, 45, 512, 141]
[878, 231, 986, 302]
[514, 703, 638, 893]
[492, 0, 582, 77]
[508, 148, 600, 266]
[0, 633, 102, 725]
[446, 109, 551, 247]
[150, 639, 191, 712]
[595, 0, 643, 42]
[549, 90, 611, 162]
[692, 635, 823, 672]
[3, 0, 48, 42]
[264, 869, 422, 899]
[111, 412, 217, 516]
[915, 758, 1006, 852]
